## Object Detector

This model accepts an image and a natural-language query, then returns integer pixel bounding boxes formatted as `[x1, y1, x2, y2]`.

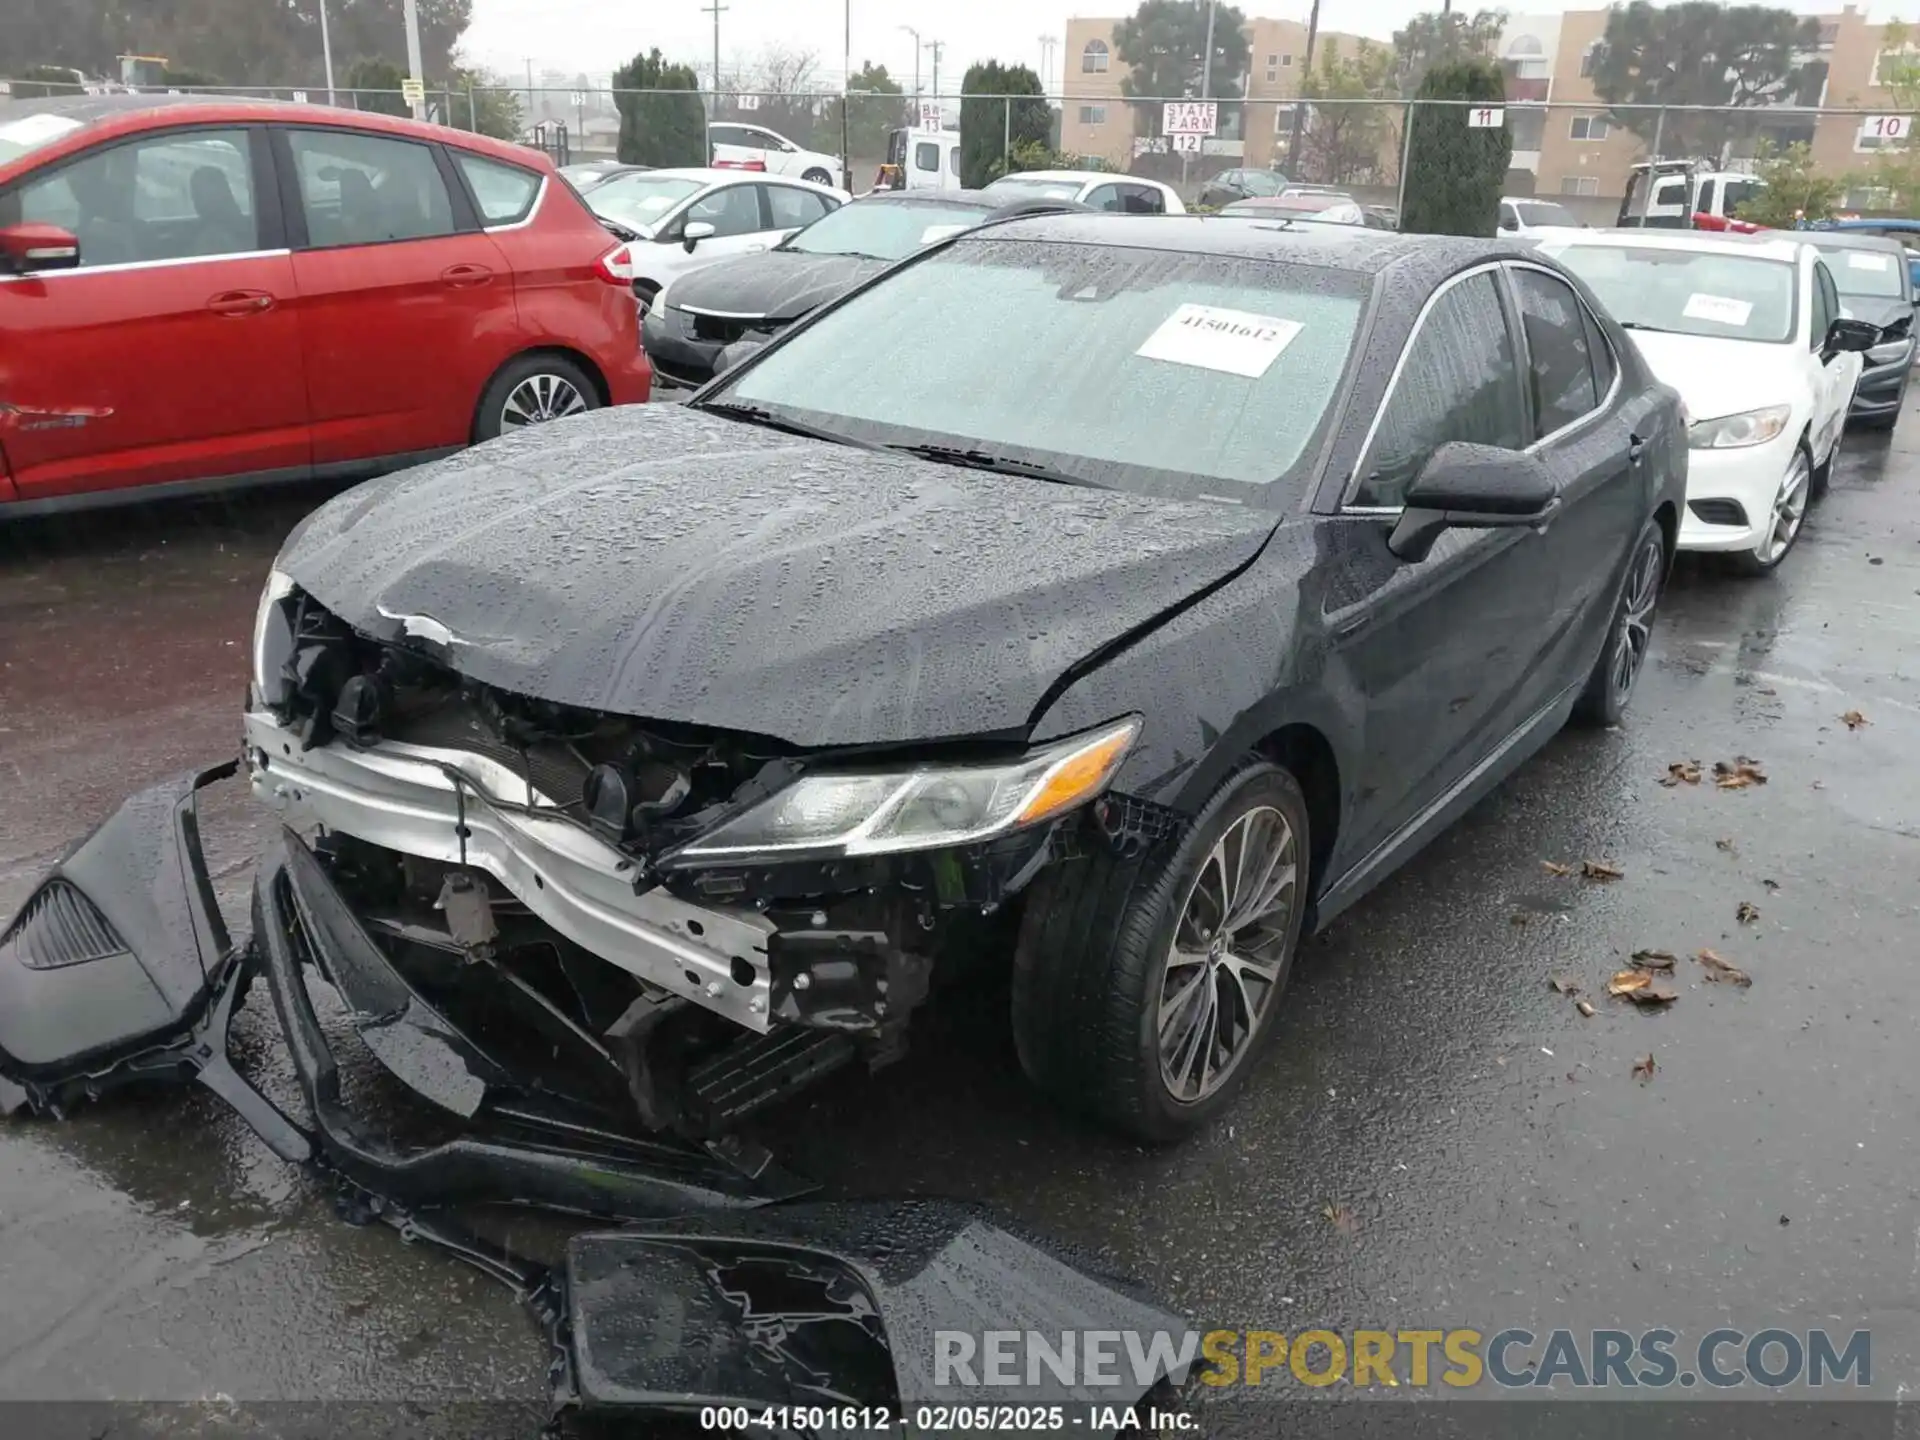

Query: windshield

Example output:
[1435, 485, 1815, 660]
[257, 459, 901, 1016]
[1517, 201, 1578, 228]
[0, 110, 85, 166]
[706, 238, 1368, 501]
[786, 198, 992, 260]
[1549, 243, 1797, 343]
[584, 174, 703, 231]
[983, 176, 1083, 201]
[1820, 245, 1905, 298]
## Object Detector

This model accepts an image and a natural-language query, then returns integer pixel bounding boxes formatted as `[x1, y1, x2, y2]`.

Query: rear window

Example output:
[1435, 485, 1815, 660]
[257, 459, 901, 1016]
[0, 110, 84, 166]
[1819, 244, 1905, 298]
[455, 153, 542, 225]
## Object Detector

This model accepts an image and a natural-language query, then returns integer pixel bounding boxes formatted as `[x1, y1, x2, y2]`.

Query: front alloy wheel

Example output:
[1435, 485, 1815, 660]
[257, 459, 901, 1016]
[1731, 444, 1811, 576]
[1012, 760, 1311, 1141]
[1571, 515, 1666, 727]
[1158, 806, 1298, 1102]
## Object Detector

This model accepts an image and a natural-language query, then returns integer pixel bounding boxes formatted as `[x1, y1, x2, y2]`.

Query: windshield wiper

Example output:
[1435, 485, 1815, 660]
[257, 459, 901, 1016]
[695, 401, 875, 449]
[887, 443, 1109, 489]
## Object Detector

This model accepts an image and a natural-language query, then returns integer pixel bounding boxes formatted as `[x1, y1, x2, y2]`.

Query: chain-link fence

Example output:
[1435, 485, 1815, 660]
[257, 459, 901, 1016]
[55, 83, 1920, 223]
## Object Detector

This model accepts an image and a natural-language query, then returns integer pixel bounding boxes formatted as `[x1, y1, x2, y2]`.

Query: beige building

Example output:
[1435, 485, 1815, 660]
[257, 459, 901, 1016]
[1060, 15, 1375, 171]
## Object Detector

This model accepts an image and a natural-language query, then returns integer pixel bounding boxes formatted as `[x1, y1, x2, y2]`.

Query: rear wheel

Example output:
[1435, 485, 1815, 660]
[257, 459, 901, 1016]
[1011, 759, 1309, 1142]
[1570, 516, 1664, 727]
[473, 354, 598, 443]
[801, 167, 833, 185]
[1728, 443, 1811, 577]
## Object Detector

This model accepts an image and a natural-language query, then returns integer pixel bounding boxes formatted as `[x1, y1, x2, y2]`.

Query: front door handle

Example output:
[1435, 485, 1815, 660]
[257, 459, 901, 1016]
[1628, 432, 1647, 464]
[208, 289, 274, 316]
[441, 263, 493, 288]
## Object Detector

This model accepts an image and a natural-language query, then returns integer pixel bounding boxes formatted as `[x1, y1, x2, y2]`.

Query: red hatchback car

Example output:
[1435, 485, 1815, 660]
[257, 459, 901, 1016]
[0, 95, 651, 514]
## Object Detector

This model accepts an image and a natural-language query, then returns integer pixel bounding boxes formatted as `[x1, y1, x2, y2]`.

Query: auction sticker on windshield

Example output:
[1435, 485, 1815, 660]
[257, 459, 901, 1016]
[1136, 303, 1303, 378]
[1847, 251, 1892, 271]
[1682, 293, 1754, 326]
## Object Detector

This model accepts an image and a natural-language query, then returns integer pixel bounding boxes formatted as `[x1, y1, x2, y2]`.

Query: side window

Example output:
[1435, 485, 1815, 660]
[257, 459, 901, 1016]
[709, 125, 745, 148]
[686, 183, 764, 237]
[1511, 268, 1600, 438]
[1353, 271, 1527, 509]
[288, 129, 453, 248]
[765, 184, 830, 230]
[1499, 202, 1516, 229]
[1581, 305, 1618, 398]
[454, 153, 541, 225]
[947, 145, 961, 177]
[1696, 178, 1717, 214]
[1120, 183, 1166, 214]
[1085, 184, 1123, 212]
[5, 128, 256, 267]
[914, 141, 940, 172]
[1808, 261, 1834, 350]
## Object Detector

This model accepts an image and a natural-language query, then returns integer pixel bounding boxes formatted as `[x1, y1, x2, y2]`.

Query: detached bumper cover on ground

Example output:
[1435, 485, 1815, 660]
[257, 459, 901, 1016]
[0, 770, 1189, 1424]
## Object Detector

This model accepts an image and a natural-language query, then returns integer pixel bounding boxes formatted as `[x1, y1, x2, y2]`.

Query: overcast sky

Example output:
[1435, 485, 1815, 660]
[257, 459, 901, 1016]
[463, 0, 1876, 92]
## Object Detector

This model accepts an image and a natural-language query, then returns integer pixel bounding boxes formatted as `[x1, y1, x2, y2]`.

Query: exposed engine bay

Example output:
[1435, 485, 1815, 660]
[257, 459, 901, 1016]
[247, 580, 1169, 1140]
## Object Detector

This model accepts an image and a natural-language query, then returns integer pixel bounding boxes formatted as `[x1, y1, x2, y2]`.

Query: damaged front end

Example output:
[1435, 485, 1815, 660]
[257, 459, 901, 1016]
[246, 576, 1153, 1140]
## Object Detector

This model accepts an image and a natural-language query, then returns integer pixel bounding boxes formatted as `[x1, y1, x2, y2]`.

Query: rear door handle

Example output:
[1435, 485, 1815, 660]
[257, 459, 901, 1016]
[208, 290, 274, 316]
[1628, 432, 1647, 463]
[441, 263, 493, 288]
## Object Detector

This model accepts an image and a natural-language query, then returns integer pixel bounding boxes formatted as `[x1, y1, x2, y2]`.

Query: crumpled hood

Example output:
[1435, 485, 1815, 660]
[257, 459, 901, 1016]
[1623, 329, 1808, 422]
[1836, 294, 1913, 333]
[667, 250, 887, 324]
[277, 406, 1276, 748]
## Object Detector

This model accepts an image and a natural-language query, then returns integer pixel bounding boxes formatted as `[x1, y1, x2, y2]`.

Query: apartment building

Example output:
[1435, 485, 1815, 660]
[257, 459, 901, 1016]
[1060, 14, 1373, 170]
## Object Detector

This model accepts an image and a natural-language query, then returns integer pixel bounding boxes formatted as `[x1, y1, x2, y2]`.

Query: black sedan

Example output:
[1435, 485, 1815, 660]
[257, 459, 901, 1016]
[1801, 230, 1916, 429]
[21, 221, 1685, 1158]
[640, 190, 1084, 388]
[1197, 166, 1287, 210]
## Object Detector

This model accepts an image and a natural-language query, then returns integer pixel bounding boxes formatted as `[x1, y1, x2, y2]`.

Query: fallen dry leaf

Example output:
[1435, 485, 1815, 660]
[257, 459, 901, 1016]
[1581, 860, 1625, 882]
[1633, 1053, 1657, 1082]
[1840, 709, 1870, 731]
[1630, 948, 1677, 970]
[1608, 969, 1651, 996]
[1542, 860, 1573, 877]
[1510, 911, 1531, 927]
[1697, 949, 1753, 987]
[1576, 998, 1596, 1018]
[1736, 900, 1760, 924]
[1549, 974, 1581, 996]
[1762, 878, 1781, 893]
[1608, 969, 1677, 1005]
[1660, 761, 1703, 787]
[1322, 1202, 1359, 1236]
[1715, 837, 1737, 853]
[1713, 757, 1769, 790]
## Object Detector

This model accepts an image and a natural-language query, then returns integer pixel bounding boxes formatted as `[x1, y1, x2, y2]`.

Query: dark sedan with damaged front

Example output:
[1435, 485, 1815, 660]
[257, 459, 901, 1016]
[4, 218, 1686, 1161]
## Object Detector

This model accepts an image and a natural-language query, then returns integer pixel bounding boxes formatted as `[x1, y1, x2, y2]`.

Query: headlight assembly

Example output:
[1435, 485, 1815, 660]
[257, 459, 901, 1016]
[671, 717, 1143, 861]
[1688, 403, 1792, 450]
[251, 568, 295, 708]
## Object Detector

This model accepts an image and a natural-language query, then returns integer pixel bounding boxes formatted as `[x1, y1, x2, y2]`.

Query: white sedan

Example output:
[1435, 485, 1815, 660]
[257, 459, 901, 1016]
[580, 168, 852, 314]
[979, 170, 1187, 215]
[1545, 230, 1878, 575]
[708, 121, 844, 189]
[1498, 196, 1586, 238]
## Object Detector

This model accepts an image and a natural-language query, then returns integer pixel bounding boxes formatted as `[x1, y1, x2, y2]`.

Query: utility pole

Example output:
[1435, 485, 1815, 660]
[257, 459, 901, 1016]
[700, 0, 727, 112]
[900, 25, 922, 95]
[841, 0, 852, 183]
[401, 0, 426, 120]
[1199, 0, 1217, 98]
[1287, 0, 1320, 174]
[319, 0, 336, 105]
[926, 39, 944, 101]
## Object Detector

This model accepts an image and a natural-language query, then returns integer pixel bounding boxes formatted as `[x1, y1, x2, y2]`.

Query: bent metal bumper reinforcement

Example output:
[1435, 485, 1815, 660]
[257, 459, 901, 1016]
[243, 710, 775, 1032]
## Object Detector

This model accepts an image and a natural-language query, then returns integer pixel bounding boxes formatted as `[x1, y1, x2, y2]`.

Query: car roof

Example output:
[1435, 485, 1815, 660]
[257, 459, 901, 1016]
[0, 92, 555, 176]
[1800, 229, 1908, 254]
[853, 188, 1003, 208]
[968, 212, 1533, 276]
[640, 166, 831, 187]
[1549, 227, 1804, 263]
[991, 169, 1158, 187]
[1823, 217, 1920, 234]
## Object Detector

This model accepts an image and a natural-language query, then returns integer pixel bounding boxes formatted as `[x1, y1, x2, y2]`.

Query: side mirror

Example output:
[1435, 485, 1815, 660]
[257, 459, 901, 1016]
[682, 220, 716, 252]
[0, 221, 81, 273]
[1387, 442, 1561, 564]
[1824, 316, 1880, 355]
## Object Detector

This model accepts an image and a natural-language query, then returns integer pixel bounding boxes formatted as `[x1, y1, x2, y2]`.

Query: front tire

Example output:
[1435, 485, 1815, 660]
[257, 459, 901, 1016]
[1011, 760, 1309, 1142]
[802, 167, 834, 185]
[1570, 516, 1665, 727]
[1727, 442, 1812, 577]
[473, 354, 598, 443]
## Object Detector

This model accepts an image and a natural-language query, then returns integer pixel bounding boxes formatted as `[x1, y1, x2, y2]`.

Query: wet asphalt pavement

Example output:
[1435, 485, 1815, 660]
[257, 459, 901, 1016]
[2, 409, 1918, 1427]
